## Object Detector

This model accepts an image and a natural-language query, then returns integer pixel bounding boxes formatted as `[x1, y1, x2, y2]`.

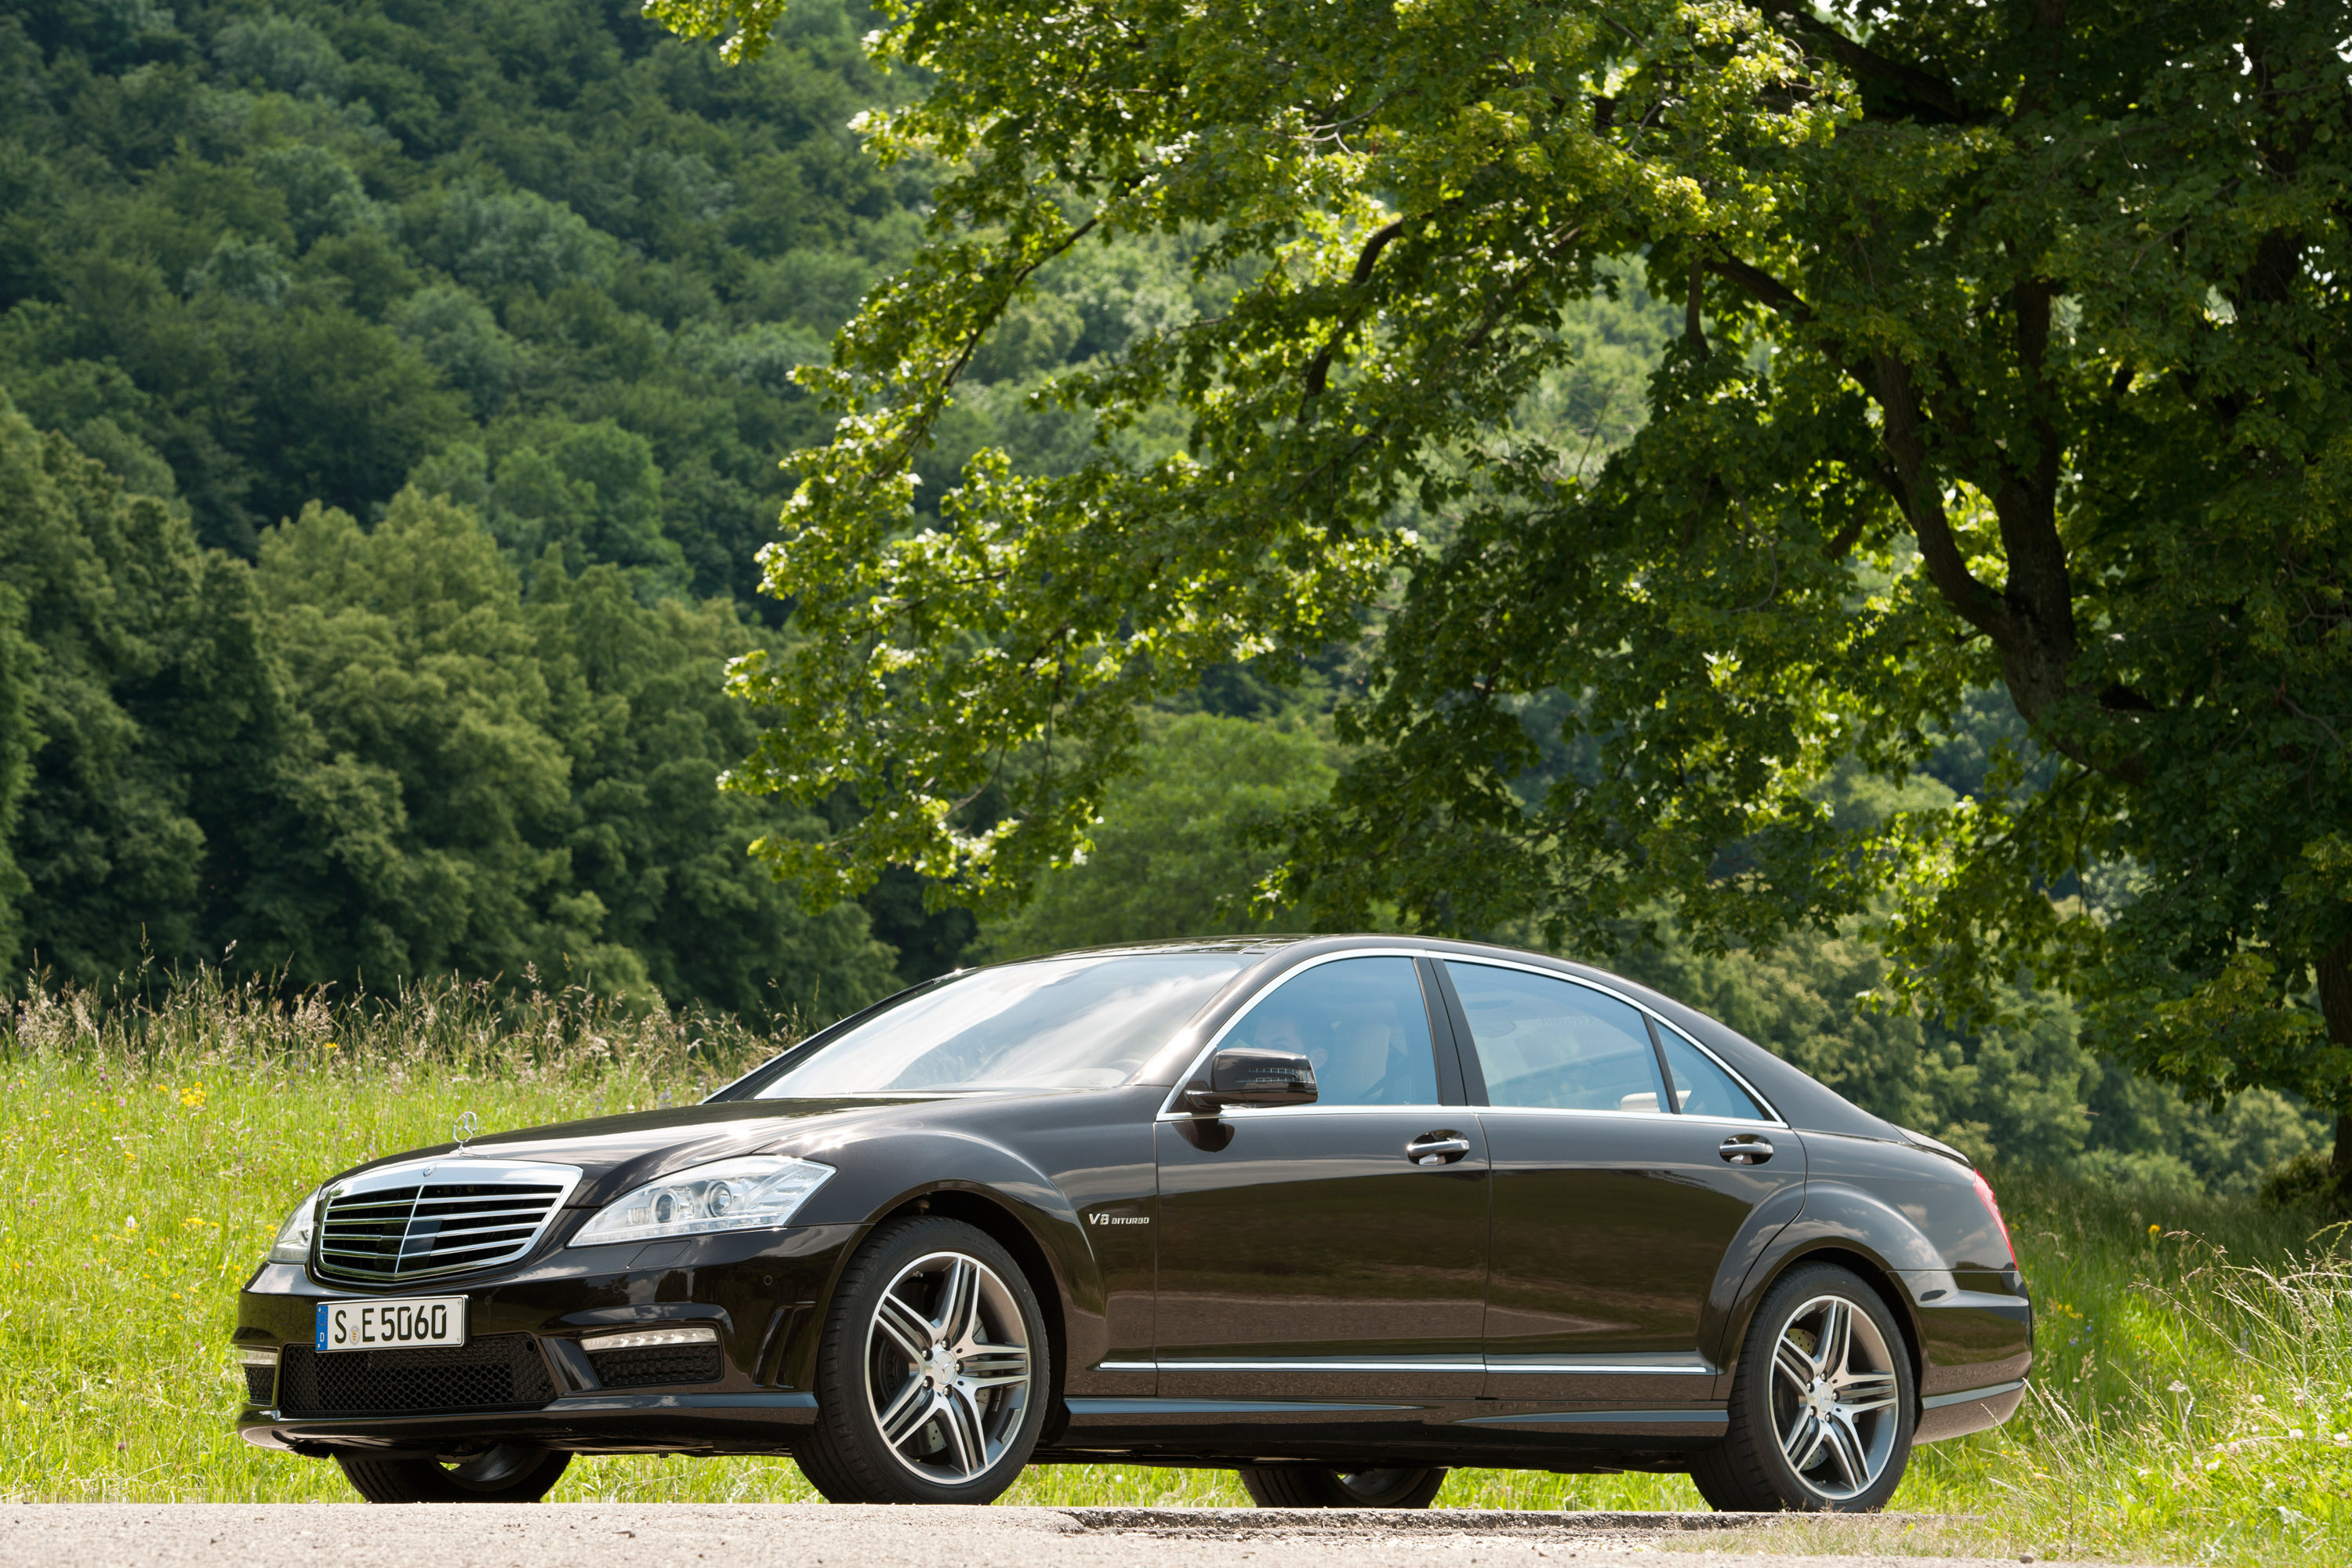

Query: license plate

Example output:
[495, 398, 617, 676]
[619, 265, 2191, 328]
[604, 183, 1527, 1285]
[315, 1297, 466, 1352]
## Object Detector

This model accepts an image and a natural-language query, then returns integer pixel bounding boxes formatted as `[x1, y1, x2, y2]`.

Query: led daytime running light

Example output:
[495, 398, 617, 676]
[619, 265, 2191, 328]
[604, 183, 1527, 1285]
[580, 1326, 719, 1354]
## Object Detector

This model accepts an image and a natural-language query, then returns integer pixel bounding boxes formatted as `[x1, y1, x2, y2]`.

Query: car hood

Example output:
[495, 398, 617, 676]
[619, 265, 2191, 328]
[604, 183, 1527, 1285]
[327, 1097, 953, 1207]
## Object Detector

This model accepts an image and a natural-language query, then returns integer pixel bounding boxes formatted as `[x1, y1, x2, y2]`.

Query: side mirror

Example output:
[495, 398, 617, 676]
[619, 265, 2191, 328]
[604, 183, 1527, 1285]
[1183, 1047, 1318, 1114]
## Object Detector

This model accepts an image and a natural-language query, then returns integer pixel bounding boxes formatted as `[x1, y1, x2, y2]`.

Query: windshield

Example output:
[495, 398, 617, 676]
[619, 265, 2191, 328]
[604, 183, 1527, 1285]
[753, 953, 1247, 1097]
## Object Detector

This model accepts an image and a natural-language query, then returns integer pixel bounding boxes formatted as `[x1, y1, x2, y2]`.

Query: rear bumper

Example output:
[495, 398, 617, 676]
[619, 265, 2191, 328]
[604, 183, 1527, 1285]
[1895, 1266, 2033, 1443]
[1915, 1378, 2027, 1445]
[234, 1221, 858, 1457]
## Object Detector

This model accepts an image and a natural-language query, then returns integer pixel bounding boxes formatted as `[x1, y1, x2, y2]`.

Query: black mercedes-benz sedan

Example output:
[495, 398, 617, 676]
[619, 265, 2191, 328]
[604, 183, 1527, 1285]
[234, 936, 2031, 1511]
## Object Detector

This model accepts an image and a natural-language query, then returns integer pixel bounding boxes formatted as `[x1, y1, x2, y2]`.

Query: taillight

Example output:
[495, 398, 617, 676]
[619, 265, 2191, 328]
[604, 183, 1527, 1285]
[1971, 1168, 2015, 1264]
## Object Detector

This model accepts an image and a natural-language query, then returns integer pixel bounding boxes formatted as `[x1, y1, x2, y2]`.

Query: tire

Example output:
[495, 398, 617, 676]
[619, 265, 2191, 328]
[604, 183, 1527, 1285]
[1237, 1465, 1447, 1508]
[796, 1215, 1051, 1504]
[335, 1444, 570, 1503]
[1692, 1262, 1915, 1512]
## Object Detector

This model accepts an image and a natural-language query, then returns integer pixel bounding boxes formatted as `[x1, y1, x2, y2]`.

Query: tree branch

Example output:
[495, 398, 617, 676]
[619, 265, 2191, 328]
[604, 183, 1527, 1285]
[1304, 219, 1406, 398]
[1752, 0, 1971, 122]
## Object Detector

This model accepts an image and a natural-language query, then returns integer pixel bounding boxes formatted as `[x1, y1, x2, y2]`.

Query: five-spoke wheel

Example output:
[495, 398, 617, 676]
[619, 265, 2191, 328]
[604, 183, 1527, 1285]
[799, 1215, 1049, 1503]
[1693, 1262, 1915, 1512]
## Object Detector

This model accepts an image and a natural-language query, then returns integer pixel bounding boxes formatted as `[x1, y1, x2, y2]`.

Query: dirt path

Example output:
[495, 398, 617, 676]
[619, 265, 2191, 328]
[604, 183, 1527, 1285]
[0, 1504, 2083, 1568]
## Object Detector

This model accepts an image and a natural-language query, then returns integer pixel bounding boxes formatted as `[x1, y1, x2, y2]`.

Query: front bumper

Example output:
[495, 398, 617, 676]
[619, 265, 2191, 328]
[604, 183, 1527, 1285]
[235, 1221, 859, 1457]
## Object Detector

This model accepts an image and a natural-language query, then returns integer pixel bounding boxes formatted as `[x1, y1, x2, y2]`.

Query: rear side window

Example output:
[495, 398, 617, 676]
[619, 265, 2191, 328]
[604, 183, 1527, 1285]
[1657, 1031, 1770, 1121]
[1445, 962, 1666, 1112]
[1226, 956, 1439, 1106]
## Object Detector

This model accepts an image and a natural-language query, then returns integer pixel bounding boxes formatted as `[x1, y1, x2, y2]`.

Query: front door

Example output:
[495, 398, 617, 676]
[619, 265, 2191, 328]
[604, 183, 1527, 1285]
[1154, 954, 1490, 1400]
[1436, 959, 1803, 1405]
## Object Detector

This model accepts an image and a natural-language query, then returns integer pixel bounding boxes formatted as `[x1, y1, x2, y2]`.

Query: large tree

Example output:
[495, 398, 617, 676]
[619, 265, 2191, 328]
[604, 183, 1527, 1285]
[655, 1, 2352, 1179]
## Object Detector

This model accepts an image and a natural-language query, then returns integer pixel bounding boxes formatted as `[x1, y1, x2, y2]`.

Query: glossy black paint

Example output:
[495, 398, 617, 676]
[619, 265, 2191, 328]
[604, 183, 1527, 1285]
[234, 934, 2032, 1475]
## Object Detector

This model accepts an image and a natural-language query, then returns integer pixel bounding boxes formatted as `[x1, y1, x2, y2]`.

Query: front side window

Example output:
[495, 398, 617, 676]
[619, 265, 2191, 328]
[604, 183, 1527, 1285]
[1446, 962, 1667, 1112]
[751, 953, 1246, 1097]
[1222, 956, 1439, 1107]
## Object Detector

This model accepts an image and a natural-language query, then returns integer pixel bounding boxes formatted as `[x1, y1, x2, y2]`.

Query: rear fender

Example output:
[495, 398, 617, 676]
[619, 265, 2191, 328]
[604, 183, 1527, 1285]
[1715, 1181, 1942, 1388]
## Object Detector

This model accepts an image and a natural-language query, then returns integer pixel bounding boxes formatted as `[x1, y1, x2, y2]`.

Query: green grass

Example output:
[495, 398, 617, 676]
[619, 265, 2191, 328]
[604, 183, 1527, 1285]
[4, 974, 2347, 1561]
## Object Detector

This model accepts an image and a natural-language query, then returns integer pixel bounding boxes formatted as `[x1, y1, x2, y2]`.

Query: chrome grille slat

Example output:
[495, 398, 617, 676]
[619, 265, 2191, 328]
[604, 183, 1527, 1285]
[312, 1160, 583, 1285]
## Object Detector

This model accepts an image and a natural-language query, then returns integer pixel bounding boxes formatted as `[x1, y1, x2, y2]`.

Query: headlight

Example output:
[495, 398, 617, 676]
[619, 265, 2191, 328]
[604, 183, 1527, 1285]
[567, 1156, 833, 1248]
[267, 1188, 320, 1263]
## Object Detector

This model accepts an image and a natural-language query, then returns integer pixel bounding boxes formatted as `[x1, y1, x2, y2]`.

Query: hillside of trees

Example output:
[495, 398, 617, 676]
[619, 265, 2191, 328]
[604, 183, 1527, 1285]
[0, 0, 2328, 1194]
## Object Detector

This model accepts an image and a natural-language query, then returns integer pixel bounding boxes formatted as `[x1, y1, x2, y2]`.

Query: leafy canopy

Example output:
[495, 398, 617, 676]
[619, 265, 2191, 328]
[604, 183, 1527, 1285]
[663, 0, 2352, 1116]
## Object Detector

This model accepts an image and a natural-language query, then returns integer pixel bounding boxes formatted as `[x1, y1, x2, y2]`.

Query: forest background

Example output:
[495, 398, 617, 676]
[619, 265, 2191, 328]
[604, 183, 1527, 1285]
[0, 0, 2328, 1198]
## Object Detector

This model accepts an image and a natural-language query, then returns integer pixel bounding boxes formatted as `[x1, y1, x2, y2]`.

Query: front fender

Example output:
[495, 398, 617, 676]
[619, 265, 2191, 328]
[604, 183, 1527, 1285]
[763, 1125, 1112, 1388]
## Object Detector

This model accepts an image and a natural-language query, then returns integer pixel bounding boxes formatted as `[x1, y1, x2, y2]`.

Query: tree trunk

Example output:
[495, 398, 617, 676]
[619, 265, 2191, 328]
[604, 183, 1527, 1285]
[2320, 936, 2352, 1207]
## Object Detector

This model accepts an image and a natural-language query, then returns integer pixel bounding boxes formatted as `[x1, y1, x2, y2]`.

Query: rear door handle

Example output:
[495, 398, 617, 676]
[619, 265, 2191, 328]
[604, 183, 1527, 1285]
[1719, 1135, 1774, 1165]
[1406, 1132, 1472, 1167]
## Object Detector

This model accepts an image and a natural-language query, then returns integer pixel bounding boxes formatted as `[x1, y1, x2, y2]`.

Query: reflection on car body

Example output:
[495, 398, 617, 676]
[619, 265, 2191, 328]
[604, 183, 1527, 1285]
[231, 935, 2031, 1512]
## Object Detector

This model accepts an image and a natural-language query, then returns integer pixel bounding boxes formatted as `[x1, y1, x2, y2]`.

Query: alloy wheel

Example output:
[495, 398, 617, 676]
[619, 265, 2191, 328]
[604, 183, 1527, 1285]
[862, 1250, 1035, 1485]
[1769, 1294, 1902, 1502]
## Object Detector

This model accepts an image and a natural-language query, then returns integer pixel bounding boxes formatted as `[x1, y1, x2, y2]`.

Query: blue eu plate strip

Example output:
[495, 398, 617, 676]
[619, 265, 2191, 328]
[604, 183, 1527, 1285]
[315, 1302, 331, 1351]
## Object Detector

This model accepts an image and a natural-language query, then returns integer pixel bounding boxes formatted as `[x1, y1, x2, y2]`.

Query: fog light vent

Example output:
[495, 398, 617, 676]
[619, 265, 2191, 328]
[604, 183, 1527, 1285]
[237, 1347, 278, 1405]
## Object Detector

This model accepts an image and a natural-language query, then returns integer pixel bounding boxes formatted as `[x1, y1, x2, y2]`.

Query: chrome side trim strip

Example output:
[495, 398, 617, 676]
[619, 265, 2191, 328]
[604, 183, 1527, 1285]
[1156, 1357, 1483, 1373]
[1484, 1363, 1715, 1376]
[1092, 1361, 1156, 1373]
[1922, 1377, 2027, 1410]
[1066, 1398, 1419, 1417]
[1460, 1408, 1728, 1428]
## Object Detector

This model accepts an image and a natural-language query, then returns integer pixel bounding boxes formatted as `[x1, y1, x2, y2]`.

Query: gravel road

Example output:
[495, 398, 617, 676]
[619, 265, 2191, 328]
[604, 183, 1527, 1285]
[0, 1505, 2067, 1568]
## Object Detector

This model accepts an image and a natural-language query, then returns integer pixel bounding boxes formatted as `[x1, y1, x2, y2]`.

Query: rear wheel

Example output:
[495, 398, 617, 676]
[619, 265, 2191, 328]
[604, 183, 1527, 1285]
[1692, 1262, 1914, 1512]
[335, 1444, 570, 1503]
[797, 1215, 1049, 1504]
[1236, 1465, 1447, 1508]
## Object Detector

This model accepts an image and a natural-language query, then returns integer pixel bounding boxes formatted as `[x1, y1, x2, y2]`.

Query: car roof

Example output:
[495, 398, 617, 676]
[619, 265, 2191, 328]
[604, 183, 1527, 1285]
[1004, 933, 1905, 1142]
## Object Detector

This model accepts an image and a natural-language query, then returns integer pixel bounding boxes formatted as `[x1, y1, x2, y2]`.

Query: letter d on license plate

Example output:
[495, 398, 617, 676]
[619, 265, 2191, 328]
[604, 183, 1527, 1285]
[315, 1297, 467, 1352]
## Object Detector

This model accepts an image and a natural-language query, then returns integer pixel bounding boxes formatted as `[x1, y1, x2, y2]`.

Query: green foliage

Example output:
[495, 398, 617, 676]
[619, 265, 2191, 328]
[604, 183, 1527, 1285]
[673, 0, 2352, 1134]
[0, 389, 289, 982]
[0, 394, 898, 1019]
[0, 0, 927, 597]
[976, 713, 1334, 959]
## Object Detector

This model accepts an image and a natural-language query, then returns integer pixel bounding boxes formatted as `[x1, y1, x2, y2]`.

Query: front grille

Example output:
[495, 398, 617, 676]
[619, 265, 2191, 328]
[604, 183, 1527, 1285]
[590, 1344, 724, 1388]
[316, 1163, 575, 1284]
[278, 1334, 556, 1417]
[244, 1364, 275, 1403]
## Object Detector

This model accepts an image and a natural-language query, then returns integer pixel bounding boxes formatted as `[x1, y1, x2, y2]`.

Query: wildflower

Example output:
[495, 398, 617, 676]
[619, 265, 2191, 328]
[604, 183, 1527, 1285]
[2167, 1380, 2189, 1394]
[2148, 1223, 2160, 1235]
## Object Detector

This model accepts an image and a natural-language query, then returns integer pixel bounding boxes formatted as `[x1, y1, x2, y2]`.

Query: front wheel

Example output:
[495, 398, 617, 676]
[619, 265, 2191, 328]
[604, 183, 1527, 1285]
[1237, 1465, 1446, 1508]
[336, 1444, 570, 1502]
[1692, 1262, 1915, 1512]
[797, 1215, 1049, 1504]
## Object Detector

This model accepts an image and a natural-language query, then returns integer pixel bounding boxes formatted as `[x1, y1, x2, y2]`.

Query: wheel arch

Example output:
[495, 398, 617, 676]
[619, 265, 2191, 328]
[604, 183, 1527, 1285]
[876, 1185, 1073, 1441]
[1722, 1185, 1938, 1408]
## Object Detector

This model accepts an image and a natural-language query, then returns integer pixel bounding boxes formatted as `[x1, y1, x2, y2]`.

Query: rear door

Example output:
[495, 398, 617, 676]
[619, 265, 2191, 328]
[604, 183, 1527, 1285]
[1436, 960, 1802, 1404]
[1153, 953, 1490, 1400]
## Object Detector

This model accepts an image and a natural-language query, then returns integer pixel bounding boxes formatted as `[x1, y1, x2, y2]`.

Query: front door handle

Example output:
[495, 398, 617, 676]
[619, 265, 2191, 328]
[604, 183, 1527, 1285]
[1719, 1135, 1774, 1165]
[1407, 1131, 1472, 1167]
